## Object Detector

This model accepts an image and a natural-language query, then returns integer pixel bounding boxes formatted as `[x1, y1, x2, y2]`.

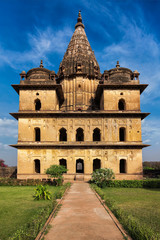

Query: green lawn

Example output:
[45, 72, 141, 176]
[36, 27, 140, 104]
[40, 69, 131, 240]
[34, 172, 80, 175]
[100, 187, 160, 237]
[0, 185, 66, 240]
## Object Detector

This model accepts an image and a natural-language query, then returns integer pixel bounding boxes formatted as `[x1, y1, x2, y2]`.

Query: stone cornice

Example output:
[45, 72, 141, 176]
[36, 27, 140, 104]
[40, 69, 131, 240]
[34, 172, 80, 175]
[12, 84, 64, 104]
[10, 141, 149, 149]
[10, 111, 150, 120]
[95, 83, 148, 103]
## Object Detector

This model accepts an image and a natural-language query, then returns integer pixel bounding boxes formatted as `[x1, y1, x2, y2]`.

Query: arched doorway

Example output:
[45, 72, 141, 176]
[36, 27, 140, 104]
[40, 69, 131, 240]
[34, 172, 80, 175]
[59, 128, 67, 141]
[93, 159, 101, 171]
[93, 128, 101, 141]
[119, 127, 126, 141]
[118, 99, 125, 110]
[120, 159, 126, 173]
[35, 99, 41, 111]
[35, 128, 40, 141]
[59, 159, 67, 169]
[76, 159, 84, 173]
[76, 128, 84, 141]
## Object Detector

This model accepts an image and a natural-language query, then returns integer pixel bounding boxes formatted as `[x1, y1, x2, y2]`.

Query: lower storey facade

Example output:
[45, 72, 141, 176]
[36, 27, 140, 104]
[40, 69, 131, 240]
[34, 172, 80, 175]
[17, 148, 143, 180]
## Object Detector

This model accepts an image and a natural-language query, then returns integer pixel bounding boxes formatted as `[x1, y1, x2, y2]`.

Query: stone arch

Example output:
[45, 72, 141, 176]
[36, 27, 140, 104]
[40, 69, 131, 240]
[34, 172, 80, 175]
[119, 159, 127, 173]
[119, 127, 126, 141]
[59, 128, 67, 141]
[93, 128, 101, 141]
[118, 99, 125, 110]
[35, 127, 40, 141]
[76, 128, 84, 141]
[93, 159, 101, 171]
[59, 158, 67, 169]
[35, 99, 41, 111]
[34, 159, 40, 173]
[76, 159, 84, 173]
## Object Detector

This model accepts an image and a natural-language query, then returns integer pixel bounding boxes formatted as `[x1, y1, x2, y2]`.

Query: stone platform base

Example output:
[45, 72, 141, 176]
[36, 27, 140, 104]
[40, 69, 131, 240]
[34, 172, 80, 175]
[17, 173, 143, 181]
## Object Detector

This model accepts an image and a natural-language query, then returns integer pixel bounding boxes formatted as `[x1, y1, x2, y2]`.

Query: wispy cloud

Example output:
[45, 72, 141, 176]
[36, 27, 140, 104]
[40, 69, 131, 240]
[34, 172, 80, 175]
[0, 142, 11, 150]
[82, 1, 160, 105]
[0, 118, 18, 138]
[142, 118, 160, 145]
[0, 26, 72, 70]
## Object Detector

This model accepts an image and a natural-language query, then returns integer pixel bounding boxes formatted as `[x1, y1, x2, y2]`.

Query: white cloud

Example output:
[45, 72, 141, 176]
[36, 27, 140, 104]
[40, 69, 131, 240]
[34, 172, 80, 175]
[142, 118, 160, 145]
[0, 118, 18, 138]
[0, 142, 11, 150]
[0, 26, 73, 70]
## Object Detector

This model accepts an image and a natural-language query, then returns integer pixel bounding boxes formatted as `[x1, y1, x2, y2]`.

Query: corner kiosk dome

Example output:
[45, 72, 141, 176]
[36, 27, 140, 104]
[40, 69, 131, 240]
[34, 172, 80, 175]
[106, 61, 133, 83]
[26, 60, 51, 81]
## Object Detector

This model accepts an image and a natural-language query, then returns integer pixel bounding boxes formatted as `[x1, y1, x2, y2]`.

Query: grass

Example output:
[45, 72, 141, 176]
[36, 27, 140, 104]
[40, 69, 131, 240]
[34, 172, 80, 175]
[0, 185, 68, 240]
[99, 187, 160, 238]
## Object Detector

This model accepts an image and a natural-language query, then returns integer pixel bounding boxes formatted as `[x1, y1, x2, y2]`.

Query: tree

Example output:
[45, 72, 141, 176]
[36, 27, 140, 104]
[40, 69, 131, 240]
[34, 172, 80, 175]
[46, 165, 67, 186]
[0, 159, 8, 167]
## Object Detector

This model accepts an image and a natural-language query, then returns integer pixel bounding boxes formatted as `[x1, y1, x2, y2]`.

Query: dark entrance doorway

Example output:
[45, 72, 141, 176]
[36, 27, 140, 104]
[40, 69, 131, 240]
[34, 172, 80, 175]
[120, 159, 126, 173]
[76, 159, 84, 173]
[93, 159, 101, 171]
[59, 159, 67, 169]
[34, 159, 40, 173]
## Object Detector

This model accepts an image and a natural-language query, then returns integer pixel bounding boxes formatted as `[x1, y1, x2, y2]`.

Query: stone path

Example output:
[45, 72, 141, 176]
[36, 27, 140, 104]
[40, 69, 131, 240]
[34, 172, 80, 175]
[45, 183, 124, 240]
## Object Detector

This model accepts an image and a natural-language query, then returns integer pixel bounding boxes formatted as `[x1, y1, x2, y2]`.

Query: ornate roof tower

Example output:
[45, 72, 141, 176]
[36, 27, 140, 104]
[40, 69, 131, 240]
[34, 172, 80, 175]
[58, 11, 101, 79]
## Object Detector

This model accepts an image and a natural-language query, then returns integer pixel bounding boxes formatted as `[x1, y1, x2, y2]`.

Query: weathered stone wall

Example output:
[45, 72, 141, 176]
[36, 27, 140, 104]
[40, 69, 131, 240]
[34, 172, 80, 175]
[17, 148, 142, 178]
[19, 89, 59, 111]
[101, 89, 140, 111]
[18, 117, 142, 142]
[0, 167, 17, 178]
[61, 76, 99, 110]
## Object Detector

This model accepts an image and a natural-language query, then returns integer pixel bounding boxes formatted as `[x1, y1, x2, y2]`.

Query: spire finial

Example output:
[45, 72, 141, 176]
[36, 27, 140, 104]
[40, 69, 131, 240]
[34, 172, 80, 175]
[40, 60, 44, 68]
[75, 10, 84, 29]
[77, 10, 82, 23]
[116, 60, 120, 68]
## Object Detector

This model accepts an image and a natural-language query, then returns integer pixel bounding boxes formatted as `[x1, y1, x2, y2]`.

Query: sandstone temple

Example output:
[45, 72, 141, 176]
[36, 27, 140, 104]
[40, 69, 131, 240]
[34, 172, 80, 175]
[10, 11, 149, 181]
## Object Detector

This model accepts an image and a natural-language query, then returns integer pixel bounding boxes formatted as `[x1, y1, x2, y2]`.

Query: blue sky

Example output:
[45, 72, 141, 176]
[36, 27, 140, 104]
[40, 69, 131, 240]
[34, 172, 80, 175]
[0, 0, 160, 166]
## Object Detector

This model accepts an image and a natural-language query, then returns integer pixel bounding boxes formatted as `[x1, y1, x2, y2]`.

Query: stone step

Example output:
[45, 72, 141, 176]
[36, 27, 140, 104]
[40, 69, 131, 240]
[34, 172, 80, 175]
[75, 174, 84, 181]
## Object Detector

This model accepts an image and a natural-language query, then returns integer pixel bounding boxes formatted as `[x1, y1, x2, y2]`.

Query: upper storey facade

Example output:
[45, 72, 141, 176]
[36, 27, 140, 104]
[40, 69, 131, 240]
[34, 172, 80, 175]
[12, 11, 148, 114]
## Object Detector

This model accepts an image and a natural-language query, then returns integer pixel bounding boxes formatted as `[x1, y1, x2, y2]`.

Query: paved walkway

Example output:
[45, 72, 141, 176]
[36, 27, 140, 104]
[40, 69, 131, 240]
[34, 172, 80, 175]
[45, 183, 124, 240]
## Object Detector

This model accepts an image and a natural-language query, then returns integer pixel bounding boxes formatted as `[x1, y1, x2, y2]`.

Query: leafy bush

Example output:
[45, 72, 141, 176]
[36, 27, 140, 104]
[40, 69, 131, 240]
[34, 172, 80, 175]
[46, 165, 67, 186]
[91, 168, 115, 187]
[33, 185, 52, 200]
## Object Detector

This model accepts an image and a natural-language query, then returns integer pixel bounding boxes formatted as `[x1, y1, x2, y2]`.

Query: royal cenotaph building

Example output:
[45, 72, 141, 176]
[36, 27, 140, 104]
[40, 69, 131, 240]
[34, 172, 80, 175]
[10, 11, 149, 181]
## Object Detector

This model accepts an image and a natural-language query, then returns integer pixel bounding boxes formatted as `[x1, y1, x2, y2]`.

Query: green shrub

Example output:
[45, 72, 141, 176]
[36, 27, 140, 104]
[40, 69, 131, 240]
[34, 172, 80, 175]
[46, 165, 68, 186]
[33, 185, 52, 200]
[92, 179, 160, 188]
[91, 168, 115, 187]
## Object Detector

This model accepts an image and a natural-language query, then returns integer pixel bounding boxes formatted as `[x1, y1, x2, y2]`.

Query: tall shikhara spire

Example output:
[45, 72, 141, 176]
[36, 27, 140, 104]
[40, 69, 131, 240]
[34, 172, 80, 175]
[58, 11, 101, 79]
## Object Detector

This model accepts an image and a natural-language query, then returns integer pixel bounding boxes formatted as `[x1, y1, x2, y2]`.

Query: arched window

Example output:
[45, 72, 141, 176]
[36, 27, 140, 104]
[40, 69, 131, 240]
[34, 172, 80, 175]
[120, 159, 126, 173]
[35, 99, 41, 111]
[118, 99, 125, 110]
[119, 127, 126, 141]
[93, 128, 101, 141]
[35, 128, 40, 141]
[76, 128, 84, 141]
[59, 159, 67, 169]
[93, 159, 101, 171]
[76, 159, 84, 173]
[34, 159, 40, 173]
[59, 128, 67, 141]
